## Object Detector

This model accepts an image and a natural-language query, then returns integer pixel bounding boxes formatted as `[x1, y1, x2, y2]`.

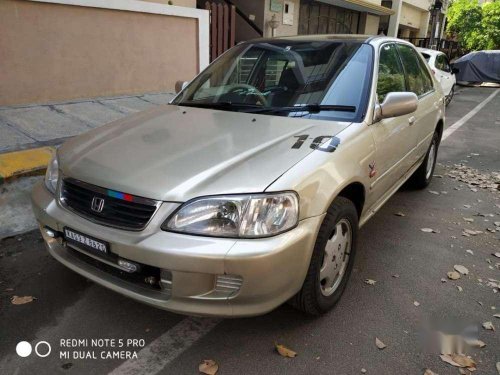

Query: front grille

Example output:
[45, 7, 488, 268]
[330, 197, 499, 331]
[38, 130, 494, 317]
[60, 178, 159, 231]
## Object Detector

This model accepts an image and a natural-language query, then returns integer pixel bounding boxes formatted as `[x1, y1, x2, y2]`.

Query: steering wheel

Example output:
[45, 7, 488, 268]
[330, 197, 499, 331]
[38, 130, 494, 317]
[227, 84, 268, 106]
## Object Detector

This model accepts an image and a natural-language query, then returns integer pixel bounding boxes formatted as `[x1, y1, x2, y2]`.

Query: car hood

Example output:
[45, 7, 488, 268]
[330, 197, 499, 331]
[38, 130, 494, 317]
[59, 105, 351, 202]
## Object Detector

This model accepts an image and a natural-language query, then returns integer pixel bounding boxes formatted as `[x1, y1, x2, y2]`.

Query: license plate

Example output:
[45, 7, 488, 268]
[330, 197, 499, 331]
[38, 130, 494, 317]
[64, 227, 109, 255]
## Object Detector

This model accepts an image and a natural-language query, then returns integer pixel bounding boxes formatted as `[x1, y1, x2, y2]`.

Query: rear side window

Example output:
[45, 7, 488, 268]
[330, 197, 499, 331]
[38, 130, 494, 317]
[397, 44, 434, 97]
[377, 43, 406, 102]
[436, 54, 451, 72]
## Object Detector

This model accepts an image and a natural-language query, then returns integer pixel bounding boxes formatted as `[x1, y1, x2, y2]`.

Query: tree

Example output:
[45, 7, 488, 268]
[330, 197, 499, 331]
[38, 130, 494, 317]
[446, 0, 500, 51]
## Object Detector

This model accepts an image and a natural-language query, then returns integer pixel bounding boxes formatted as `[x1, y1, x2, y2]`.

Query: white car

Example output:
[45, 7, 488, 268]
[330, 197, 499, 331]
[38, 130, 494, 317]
[417, 48, 457, 105]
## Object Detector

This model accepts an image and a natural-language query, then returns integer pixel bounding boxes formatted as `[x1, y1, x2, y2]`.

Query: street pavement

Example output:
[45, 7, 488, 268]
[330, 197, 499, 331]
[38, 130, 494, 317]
[0, 87, 499, 375]
[0, 92, 175, 153]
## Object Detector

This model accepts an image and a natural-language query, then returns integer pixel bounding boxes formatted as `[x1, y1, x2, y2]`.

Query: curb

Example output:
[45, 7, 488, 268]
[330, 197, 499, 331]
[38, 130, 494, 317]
[0, 146, 55, 184]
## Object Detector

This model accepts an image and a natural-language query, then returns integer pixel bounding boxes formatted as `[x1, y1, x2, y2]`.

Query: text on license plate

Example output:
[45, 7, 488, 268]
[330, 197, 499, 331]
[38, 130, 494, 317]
[64, 228, 107, 254]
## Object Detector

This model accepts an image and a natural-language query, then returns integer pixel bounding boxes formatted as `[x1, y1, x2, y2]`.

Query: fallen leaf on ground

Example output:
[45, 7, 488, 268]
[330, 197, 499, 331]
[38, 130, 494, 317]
[275, 343, 297, 358]
[392, 274, 400, 278]
[465, 339, 486, 348]
[429, 190, 440, 195]
[454, 265, 469, 275]
[482, 321, 495, 331]
[440, 354, 476, 369]
[463, 218, 474, 222]
[447, 271, 461, 280]
[424, 369, 438, 375]
[494, 314, 500, 319]
[11, 296, 35, 305]
[364, 279, 376, 285]
[414, 301, 420, 307]
[441, 278, 447, 283]
[493, 252, 500, 258]
[199, 360, 218, 375]
[456, 286, 463, 292]
[421, 228, 437, 233]
[466, 249, 474, 255]
[496, 362, 500, 374]
[375, 337, 386, 350]
[394, 212, 406, 217]
[361, 369, 367, 374]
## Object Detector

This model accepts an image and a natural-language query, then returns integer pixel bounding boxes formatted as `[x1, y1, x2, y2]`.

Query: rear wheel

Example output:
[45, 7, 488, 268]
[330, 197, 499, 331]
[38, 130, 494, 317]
[409, 131, 440, 189]
[290, 197, 358, 315]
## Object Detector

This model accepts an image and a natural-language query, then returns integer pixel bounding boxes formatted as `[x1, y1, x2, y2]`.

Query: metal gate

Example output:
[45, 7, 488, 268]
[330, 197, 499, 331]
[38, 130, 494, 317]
[298, 1, 361, 35]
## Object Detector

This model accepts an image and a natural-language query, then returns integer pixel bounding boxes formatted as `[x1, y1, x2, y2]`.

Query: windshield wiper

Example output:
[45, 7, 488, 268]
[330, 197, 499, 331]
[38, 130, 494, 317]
[242, 104, 356, 114]
[176, 101, 263, 111]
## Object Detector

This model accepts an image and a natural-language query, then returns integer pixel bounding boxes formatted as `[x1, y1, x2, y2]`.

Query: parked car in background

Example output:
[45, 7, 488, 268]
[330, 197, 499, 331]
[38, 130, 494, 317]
[32, 36, 445, 317]
[418, 48, 456, 106]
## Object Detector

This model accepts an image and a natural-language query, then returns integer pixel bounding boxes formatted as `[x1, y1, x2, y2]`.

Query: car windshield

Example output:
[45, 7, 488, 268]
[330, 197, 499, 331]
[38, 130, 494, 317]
[172, 40, 374, 122]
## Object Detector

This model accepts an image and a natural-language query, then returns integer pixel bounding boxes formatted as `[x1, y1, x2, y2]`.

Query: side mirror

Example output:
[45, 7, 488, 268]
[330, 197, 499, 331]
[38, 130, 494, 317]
[374, 92, 418, 122]
[175, 80, 189, 94]
[451, 67, 459, 75]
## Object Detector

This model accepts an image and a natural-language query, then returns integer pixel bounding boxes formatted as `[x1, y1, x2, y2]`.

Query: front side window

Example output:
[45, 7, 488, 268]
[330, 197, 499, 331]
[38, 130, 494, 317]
[377, 43, 406, 103]
[397, 44, 433, 96]
[173, 41, 374, 122]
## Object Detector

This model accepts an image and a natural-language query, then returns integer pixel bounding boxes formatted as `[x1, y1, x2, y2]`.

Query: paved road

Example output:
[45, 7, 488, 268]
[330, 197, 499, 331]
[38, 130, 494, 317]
[1, 87, 499, 375]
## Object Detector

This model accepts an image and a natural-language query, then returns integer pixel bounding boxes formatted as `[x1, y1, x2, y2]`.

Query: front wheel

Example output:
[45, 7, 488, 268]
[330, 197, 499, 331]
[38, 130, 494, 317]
[290, 197, 358, 315]
[408, 131, 440, 189]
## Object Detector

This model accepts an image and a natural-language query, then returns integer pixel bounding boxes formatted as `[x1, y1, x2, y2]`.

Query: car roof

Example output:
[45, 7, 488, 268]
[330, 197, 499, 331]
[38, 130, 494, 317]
[416, 47, 443, 56]
[245, 34, 416, 46]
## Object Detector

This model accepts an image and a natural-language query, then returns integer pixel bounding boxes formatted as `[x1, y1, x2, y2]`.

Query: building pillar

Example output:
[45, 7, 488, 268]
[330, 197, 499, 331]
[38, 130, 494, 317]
[387, 0, 402, 37]
[418, 10, 430, 38]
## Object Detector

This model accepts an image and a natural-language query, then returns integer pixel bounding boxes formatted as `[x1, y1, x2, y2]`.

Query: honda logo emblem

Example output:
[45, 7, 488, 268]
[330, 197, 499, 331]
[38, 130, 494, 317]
[91, 197, 105, 213]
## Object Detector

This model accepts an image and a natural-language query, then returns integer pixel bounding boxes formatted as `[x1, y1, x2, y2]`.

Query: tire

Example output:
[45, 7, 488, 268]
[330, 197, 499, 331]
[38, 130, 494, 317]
[409, 131, 440, 189]
[445, 85, 455, 106]
[290, 196, 358, 315]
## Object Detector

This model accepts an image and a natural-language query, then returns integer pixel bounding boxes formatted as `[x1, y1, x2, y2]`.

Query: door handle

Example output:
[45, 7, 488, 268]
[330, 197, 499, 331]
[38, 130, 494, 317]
[408, 116, 416, 125]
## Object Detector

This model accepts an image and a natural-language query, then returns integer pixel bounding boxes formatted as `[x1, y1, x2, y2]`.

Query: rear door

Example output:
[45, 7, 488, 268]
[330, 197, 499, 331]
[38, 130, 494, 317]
[368, 43, 417, 207]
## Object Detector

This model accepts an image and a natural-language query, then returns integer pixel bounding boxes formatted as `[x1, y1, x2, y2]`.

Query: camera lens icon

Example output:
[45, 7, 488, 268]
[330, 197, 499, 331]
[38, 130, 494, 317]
[16, 341, 51, 358]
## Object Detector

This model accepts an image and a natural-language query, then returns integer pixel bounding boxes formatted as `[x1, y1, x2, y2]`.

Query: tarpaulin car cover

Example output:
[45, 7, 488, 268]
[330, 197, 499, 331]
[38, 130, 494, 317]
[453, 50, 500, 84]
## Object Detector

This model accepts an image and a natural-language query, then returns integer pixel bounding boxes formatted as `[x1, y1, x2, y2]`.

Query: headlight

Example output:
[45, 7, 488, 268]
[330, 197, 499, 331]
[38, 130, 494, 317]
[163, 192, 299, 238]
[44, 153, 59, 194]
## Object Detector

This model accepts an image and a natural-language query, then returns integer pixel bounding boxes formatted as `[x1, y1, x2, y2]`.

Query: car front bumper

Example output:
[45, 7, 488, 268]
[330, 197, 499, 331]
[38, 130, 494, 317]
[31, 181, 323, 317]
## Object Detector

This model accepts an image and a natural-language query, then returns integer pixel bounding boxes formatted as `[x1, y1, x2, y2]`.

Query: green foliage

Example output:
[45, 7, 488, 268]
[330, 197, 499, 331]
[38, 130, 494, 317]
[446, 0, 500, 51]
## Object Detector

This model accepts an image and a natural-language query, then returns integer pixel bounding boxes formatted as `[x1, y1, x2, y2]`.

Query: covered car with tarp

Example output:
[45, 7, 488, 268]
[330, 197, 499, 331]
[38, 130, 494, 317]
[453, 50, 500, 85]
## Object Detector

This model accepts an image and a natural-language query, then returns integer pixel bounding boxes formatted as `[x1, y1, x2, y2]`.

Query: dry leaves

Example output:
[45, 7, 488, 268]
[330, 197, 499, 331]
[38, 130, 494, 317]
[447, 271, 461, 280]
[421, 228, 438, 233]
[482, 321, 495, 331]
[494, 314, 500, 319]
[493, 252, 500, 259]
[496, 362, 500, 374]
[364, 279, 376, 285]
[465, 339, 486, 348]
[440, 354, 476, 369]
[11, 296, 36, 305]
[375, 337, 386, 350]
[446, 164, 500, 192]
[394, 212, 406, 217]
[424, 370, 438, 375]
[199, 360, 218, 375]
[454, 265, 469, 275]
[275, 344, 297, 358]
[413, 301, 420, 307]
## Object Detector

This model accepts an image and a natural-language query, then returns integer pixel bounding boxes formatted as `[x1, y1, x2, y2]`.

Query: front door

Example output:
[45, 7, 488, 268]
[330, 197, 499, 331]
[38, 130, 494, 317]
[367, 43, 417, 208]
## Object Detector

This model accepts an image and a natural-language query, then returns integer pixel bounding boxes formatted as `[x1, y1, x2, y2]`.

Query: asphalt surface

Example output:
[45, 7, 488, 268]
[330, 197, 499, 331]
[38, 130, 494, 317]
[1, 87, 499, 375]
